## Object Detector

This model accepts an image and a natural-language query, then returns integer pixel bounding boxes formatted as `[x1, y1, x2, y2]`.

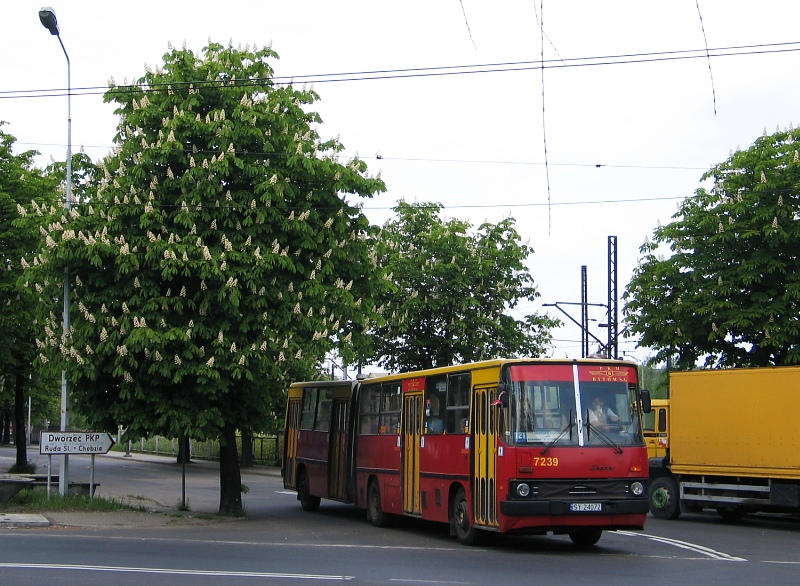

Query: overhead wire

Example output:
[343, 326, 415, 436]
[537, 0, 553, 236]
[695, 0, 717, 115]
[1, 41, 799, 100]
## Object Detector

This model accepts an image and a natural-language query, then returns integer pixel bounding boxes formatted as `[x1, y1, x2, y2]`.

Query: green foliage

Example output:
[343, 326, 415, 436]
[371, 201, 560, 371]
[6, 489, 134, 512]
[20, 42, 385, 454]
[0, 124, 62, 450]
[623, 127, 800, 369]
[638, 364, 669, 399]
[0, 125, 42, 379]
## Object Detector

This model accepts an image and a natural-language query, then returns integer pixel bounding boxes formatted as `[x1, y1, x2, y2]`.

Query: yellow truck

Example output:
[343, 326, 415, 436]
[645, 366, 800, 520]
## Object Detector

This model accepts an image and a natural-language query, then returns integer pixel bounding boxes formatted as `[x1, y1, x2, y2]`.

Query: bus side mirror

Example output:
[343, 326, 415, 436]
[492, 384, 509, 408]
[640, 389, 652, 414]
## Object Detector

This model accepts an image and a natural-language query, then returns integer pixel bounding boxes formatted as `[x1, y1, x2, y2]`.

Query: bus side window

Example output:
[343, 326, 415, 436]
[359, 383, 381, 435]
[315, 387, 333, 432]
[446, 373, 471, 433]
[380, 382, 402, 434]
[300, 387, 318, 430]
[425, 375, 446, 434]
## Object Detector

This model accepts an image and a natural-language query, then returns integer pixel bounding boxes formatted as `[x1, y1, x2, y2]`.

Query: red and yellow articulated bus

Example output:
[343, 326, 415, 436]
[283, 358, 651, 546]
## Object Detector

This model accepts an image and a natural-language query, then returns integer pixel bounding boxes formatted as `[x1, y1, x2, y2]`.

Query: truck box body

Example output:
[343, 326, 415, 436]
[669, 367, 800, 478]
[647, 366, 800, 520]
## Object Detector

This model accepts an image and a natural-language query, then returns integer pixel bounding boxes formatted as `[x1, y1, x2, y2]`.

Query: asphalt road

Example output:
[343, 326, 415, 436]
[2, 445, 800, 585]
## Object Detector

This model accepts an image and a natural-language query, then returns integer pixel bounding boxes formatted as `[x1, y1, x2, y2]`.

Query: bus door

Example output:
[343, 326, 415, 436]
[471, 386, 500, 528]
[402, 392, 423, 515]
[284, 397, 301, 489]
[327, 398, 349, 500]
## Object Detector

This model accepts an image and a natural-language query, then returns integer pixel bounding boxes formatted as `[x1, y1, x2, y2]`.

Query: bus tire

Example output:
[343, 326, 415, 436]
[569, 529, 602, 547]
[452, 487, 482, 546]
[649, 476, 680, 520]
[297, 469, 320, 512]
[367, 479, 389, 527]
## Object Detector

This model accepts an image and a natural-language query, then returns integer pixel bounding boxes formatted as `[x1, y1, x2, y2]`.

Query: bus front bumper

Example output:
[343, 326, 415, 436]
[500, 499, 650, 516]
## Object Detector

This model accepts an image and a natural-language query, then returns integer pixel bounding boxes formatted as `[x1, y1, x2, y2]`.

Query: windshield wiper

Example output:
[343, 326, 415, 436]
[584, 415, 623, 454]
[542, 410, 574, 455]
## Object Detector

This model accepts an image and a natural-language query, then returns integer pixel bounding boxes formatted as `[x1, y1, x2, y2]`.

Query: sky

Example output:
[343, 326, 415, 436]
[3, 1, 800, 366]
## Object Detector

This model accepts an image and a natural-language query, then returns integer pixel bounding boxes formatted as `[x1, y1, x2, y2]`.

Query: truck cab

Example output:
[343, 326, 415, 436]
[643, 399, 668, 461]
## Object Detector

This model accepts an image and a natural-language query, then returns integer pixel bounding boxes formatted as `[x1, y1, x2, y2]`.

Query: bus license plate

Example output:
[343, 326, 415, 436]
[570, 503, 602, 512]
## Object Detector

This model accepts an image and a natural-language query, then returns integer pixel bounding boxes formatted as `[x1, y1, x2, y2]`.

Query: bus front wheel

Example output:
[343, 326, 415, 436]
[367, 479, 389, 527]
[452, 488, 482, 546]
[297, 469, 320, 512]
[569, 529, 602, 547]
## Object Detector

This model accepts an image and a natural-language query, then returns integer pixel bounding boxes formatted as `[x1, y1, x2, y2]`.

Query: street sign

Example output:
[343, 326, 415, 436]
[39, 431, 116, 455]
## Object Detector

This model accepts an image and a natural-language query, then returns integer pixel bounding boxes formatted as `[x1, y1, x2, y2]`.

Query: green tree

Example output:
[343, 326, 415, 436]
[22, 42, 385, 513]
[371, 201, 559, 372]
[623, 127, 800, 369]
[0, 124, 60, 469]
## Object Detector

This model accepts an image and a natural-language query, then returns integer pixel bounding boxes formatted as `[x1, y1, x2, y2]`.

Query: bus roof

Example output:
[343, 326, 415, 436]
[349, 357, 638, 384]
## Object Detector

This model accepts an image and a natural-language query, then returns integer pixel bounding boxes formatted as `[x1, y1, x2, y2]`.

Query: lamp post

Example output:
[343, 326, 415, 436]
[39, 6, 72, 497]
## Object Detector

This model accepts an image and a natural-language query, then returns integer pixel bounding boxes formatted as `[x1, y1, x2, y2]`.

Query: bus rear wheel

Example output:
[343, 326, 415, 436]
[297, 469, 320, 512]
[452, 488, 482, 546]
[569, 529, 602, 547]
[367, 479, 390, 527]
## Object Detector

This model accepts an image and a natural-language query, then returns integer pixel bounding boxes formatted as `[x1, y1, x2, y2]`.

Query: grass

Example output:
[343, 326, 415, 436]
[3, 488, 143, 513]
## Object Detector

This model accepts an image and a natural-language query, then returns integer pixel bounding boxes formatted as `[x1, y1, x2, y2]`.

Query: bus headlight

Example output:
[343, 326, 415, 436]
[516, 483, 531, 498]
[630, 481, 645, 496]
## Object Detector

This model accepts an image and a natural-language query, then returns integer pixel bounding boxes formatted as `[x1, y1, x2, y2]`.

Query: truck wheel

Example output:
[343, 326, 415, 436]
[649, 476, 681, 520]
[569, 529, 602, 547]
[297, 469, 320, 512]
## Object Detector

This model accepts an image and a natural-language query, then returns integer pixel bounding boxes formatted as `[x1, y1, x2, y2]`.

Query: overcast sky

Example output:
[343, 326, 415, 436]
[4, 1, 799, 365]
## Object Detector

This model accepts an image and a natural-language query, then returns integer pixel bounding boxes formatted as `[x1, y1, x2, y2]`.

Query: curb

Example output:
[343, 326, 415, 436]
[0, 513, 50, 527]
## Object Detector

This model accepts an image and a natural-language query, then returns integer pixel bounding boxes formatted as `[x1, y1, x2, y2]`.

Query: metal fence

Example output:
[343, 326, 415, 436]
[113, 434, 282, 466]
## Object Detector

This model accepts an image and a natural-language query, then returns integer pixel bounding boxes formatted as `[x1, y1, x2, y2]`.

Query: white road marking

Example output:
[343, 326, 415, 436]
[0, 563, 353, 580]
[389, 578, 472, 584]
[618, 531, 747, 561]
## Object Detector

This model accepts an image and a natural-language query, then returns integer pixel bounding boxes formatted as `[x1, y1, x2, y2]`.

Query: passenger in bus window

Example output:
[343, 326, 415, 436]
[425, 394, 444, 434]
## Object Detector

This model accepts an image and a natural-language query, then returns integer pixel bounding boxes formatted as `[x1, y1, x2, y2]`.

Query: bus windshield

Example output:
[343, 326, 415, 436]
[505, 363, 643, 447]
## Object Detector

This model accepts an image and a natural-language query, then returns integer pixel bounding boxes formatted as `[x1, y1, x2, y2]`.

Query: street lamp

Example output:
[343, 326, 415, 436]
[39, 6, 72, 497]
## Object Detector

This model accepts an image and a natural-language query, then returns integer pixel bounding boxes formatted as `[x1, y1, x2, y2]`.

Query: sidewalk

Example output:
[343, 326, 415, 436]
[0, 445, 282, 528]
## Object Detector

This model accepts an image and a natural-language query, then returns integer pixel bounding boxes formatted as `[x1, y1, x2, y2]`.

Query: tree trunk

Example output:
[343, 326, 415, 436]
[14, 372, 28, 469]
[219, 423, 243, 514]
[240, 429, 254, 469]
[176, 436, 191, 463]
[1, 404, 10, 444]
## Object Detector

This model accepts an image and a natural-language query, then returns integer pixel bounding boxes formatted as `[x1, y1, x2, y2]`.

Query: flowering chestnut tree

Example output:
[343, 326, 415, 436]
[623, 127, 800, 369]
[20, 42, 386, 513]
[0, 125, 62, 469]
